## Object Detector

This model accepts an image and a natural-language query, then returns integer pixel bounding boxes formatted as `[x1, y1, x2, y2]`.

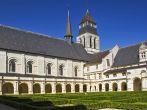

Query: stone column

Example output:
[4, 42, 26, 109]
[71, 83, 75, 93]
[127, 79, 133, 91]
[0, 81, 2, 95]
[142, 78, 147, 91]
[41, 82, 45, 94]
[80, 83, 83, 93]
[62, 83, 66, 93]
[87, 84, 90, 92]
[14, 81, 19, 95]
[52, 83, 56, 94]
[28, 81, 33, 94]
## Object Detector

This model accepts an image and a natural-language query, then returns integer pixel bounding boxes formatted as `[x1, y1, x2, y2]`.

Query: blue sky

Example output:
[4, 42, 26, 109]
[0, 0, 147, 50]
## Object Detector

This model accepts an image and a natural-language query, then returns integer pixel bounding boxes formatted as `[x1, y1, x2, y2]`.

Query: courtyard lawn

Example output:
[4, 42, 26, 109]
[0, 92, 147, 110]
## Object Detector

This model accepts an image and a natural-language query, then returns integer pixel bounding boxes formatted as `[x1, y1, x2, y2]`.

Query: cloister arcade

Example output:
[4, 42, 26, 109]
[0, 77, 143, 95]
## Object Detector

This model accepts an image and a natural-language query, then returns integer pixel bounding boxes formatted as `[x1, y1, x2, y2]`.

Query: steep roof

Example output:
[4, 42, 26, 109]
[86, 50, 110, 64]
[112, 42, 147, 67]
[0, 25, 90, 61]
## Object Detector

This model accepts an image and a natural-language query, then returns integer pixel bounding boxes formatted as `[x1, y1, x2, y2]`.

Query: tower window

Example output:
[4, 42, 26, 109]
[83, 37, 85, 47]
[94, 38, 96, 49]
[90, 36, 92, 48]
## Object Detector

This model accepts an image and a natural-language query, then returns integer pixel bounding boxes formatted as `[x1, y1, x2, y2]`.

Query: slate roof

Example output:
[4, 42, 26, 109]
[86, 50, 110, 64]
[0, 25, 90, 61]
[112, 42, 147, 67]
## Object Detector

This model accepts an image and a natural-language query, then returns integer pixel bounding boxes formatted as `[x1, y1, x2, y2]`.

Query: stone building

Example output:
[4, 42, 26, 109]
[0, 10, 146, 95]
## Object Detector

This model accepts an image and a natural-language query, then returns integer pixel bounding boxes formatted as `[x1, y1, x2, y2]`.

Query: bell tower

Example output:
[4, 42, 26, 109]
[77, 10, 100, 53]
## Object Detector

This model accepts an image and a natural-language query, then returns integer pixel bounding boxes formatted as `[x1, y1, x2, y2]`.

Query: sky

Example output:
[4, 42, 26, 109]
[0, 0, 147, 50]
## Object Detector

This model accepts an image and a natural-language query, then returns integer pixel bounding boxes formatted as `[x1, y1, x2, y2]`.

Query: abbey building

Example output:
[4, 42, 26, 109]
[0, 10, 146, 95]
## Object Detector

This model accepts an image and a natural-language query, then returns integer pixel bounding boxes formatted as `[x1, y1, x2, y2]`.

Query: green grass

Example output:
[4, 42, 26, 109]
[1, 91, 147, 110]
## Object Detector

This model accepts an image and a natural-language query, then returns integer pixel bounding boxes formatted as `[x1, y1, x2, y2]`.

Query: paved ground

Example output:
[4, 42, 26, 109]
[0, 104, 17, 110]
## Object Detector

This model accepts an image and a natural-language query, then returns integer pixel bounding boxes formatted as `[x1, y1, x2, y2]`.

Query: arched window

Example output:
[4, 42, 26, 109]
[90, 36, 92, 48]
[27, 61, 33, 73]
[9, 59, 16, 72]
[74, 67, 78, 77]
[46, 63, 51, 75]
[59, 65, 63, 76]
[94, 38, 96, 49]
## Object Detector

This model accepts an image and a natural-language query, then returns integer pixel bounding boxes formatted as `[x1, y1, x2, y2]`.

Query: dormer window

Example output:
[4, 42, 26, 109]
[141, 52, 146, 58]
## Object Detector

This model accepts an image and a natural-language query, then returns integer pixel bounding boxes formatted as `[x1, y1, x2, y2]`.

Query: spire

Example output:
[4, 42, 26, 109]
[64, 9, 73, 43]
[80, 9, 96, 24]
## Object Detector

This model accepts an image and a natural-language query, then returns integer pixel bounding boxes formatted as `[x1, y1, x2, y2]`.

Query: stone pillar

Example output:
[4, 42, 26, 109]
[52, 83, 56, 94]
[142, 78, 147, 91]
[28, 81, 33, 94]
[87, 84, 90, 92]
[102, 83, 105, 92]
[71, 83, 75, 93]
[109, 82, 112, 91]
[127, 79, 133, 91]
[118, 82, 121, 91]
[62, 83, 66, 93]
[80, 83, 83, 93]
[41, 82, 45, 94]
[0, 81, 2, 95]
[14, 81, 19, 95]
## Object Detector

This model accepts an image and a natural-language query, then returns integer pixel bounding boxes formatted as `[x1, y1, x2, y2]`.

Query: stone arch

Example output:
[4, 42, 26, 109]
[83, 84, 87, 92]
[19, 83, 28, 94]
[133, 77, 142, 91]
[66, 84, 71, 93]
[105, 83, 109, 91]
[2, 82, 14, 94]
[99, 84, 102, 92]
[121, 82, 127, 91]
[56, 83, 62, 93]
[75, 84, 80, 92]
[45, 83, 52, 93]
[112, 83, 118, 91]
[33, 83, 41, 93]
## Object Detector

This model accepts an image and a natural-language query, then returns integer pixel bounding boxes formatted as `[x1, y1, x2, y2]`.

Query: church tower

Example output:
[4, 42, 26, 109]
[77, 10, 100, 53]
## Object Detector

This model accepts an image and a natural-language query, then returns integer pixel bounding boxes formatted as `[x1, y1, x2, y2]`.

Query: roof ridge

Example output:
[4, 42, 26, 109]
[119, 41, 147, 50]
[0, 24, 66, 42]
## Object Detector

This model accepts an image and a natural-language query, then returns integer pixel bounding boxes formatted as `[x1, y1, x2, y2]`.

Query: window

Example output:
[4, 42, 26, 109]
[90, 36, 92, 48]
[96, 64, 98, 69]
[27, 61, 33, 73]
[59, 65, 63, 76]
[113, 73, 117, 77]
[99, 73, 102, 79]
[106, 75, 109, 78]
[87, 66, 89, 71]
[122, 72, 126, 76]
[74, 67, 78, 77]
[9, 59, 16, 72]
[106, 59, 110, 67]
[141, 52, 146, 58]
[83, 37, 85, 47]
[94, 38, 96, 49]
[46, 63, 51, 75]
